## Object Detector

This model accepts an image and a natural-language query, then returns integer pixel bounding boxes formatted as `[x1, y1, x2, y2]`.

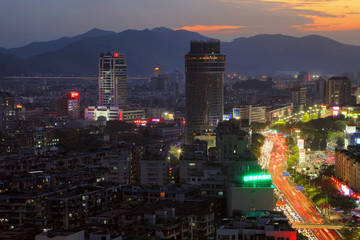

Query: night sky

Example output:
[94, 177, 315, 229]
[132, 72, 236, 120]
[1, 0, 360, 47]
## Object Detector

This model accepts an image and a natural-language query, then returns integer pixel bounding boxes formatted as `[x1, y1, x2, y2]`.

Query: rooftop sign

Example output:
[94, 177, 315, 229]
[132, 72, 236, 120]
[243, 174, 272, 182]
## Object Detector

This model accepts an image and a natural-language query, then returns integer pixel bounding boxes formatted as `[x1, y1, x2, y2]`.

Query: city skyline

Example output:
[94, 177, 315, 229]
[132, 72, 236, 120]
[1, 0, 360, 48]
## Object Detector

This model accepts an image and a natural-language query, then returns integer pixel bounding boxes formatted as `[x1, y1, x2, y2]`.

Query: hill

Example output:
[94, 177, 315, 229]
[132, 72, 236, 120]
[0, 28, 360, 76]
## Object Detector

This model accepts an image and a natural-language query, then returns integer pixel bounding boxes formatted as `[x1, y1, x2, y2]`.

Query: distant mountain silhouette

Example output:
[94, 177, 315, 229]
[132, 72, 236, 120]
[223, 34, 360, 75]
[0, 28, 359, 76]
[22, 27, 209, 76]
[0, 53, 24, 76]
[2, 28, 115, 59]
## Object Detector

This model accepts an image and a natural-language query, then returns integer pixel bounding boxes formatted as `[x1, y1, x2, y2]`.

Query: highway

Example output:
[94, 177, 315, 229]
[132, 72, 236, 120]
[261, 133, 342, 240]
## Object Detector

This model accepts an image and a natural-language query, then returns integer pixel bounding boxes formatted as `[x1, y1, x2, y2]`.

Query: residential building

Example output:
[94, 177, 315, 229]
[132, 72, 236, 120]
[179, 139, 208, 184]
[36, 231, 85, 240]
[216, 119, 251, 162]
[140, 144, 170, 186]
[47, 183, 122, 229]
[291, 87, 307, 109]
[335, 146, 360, 192]
[326, 76, 351, 106]
[216, 211, 296, 240]
[101, 150, 131, 184]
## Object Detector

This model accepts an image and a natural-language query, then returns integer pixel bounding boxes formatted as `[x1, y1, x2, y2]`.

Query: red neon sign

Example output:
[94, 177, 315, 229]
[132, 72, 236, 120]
[70, 92, 80, 99]
[113, 53, 119, 58]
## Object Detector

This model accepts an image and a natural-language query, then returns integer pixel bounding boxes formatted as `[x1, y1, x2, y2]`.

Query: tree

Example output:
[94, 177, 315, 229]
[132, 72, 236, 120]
[336, 137, 345, 148]
[251, 133, 266, 159]
[302, 112, 310, 122]
[342, 224, 360, 240]
[319, 164, 335, 177]
[252, 122, 268, 132]
[310, 113, 318, 120]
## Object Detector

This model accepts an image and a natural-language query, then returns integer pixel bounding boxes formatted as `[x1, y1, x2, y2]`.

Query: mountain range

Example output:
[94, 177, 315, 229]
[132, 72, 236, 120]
[0, 27, 360, 77]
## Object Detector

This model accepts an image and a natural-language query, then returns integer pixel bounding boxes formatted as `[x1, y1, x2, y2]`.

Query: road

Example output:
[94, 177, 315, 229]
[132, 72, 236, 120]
[262, 133, 341, 240]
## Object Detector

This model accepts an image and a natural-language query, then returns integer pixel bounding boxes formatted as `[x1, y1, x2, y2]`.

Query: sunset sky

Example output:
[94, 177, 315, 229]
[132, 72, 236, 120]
[1, 0, 360, 47]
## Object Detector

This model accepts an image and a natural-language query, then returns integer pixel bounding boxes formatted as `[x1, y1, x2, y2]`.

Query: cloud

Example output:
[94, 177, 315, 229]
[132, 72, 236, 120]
[174, 25, 247, 34]
[260, 0, 360, 32]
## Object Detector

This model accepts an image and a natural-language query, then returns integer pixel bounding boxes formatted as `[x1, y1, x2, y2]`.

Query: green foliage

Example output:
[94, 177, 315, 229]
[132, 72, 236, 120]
[270, 121, 293, 134]
[319, 164, 335, 177]
[310, 113, 318, 120]
[333, 120, 348, 131]
[252, 122, 268, 132]
[342, 224, 360, 240]
[336, 137, 345, 148]
[301, 112, 310, 122]
[251, 133, 266, 159]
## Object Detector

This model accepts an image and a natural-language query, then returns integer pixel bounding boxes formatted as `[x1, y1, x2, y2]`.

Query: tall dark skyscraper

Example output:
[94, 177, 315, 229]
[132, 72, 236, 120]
[185, 40, 226, 145]
[99, 52, 127, 108]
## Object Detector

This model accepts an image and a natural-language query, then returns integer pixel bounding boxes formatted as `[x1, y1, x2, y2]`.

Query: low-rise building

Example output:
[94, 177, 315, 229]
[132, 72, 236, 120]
[216, 211, 296, 240]
[140, 144, 169, 186]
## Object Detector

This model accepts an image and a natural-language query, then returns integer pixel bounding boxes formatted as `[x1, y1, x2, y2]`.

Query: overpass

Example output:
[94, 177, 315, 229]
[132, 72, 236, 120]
[291, 223, 343, 230]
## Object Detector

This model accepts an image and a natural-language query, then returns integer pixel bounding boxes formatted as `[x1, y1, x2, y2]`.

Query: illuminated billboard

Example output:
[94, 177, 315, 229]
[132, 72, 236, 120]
[223, 114, 232, 121]
[320, 105, 326, 118]
[299, 149, 306, 161]
[233, 108, 240, 119]
[297, 139, 304, 149]
[243, 174, 272, 182]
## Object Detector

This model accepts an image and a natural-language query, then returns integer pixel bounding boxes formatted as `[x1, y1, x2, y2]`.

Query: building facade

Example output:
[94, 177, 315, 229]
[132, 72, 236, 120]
[326, 76, 351, 106]
[99, 52, 127, 108]
[185, 40, 226, 144]
[335, 146, 360, 192]
[0, 91, 15, 133]
[291, 87, 307, 108]
[85, 106, 122, 121]
[233, 105, 266, 123]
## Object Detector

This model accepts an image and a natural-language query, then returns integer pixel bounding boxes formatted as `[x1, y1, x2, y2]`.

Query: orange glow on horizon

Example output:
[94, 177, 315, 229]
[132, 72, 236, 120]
[261, 0, 360, 32]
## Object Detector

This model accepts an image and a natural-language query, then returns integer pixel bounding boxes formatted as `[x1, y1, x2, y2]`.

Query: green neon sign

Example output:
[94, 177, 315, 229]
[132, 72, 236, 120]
[244, 174, 272, 182]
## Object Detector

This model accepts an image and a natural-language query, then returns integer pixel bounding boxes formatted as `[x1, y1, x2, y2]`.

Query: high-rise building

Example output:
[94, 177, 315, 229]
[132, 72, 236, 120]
[326, 76, 351, 106]
[0, 91, 15, 133]
[151, 67, 169, 93]
[291, 87, 307, 109]
[98, 52, 127, 108]
[185, 40, 226, 145]
[316, 77, 327, 102]
[57, 92, 80, 120]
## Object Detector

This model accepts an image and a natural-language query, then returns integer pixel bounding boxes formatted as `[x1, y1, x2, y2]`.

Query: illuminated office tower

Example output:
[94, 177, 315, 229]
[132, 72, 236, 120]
[57, 92, 80, 120]
[99, 52, 127, 108]
[185, 40, 226, 145]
